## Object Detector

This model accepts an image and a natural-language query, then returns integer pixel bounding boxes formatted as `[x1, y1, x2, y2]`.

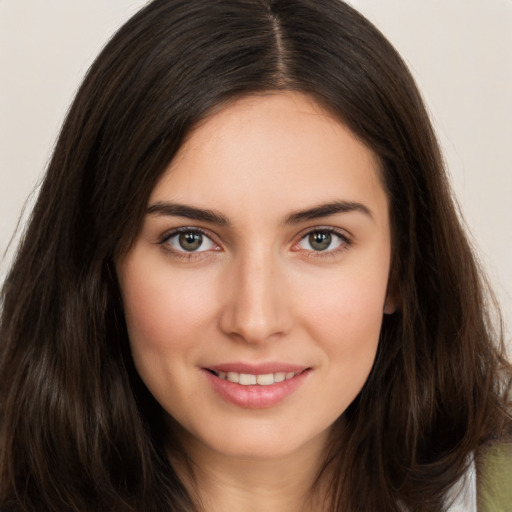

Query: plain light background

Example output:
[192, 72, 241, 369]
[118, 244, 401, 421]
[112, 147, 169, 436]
[1, 1, 511, 346]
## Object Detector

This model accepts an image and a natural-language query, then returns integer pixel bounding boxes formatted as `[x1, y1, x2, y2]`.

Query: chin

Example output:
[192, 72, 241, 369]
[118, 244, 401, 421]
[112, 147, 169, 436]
[178, 417, 334, 463]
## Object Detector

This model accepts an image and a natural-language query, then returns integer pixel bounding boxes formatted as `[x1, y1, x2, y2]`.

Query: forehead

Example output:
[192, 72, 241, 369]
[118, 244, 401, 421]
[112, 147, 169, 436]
[150, 92, 387, 223]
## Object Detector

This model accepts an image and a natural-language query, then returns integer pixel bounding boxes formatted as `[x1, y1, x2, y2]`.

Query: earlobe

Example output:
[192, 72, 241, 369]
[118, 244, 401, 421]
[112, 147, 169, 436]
[384, 266, 400, 315]
[383, 296, 397, 315]
[383, 284, 400, 314]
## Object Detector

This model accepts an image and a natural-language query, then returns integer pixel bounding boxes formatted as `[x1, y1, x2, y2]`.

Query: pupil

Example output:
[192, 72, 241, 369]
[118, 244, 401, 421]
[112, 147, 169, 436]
[179, 232, 202, 251]
[309, 232, 331, 251]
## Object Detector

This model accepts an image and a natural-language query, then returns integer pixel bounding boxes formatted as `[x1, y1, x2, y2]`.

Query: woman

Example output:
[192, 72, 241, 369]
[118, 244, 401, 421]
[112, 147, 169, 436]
[0, 0, 510, 510]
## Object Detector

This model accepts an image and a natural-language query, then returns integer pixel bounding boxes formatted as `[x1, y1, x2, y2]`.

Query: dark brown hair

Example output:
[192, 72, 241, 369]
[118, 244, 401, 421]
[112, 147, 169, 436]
[1, 1, 510, 510]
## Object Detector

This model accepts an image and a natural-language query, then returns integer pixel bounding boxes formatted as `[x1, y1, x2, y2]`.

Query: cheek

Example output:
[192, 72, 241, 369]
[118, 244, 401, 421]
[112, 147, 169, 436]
[117, 256, 224, 418]
[308, 281, 384, 411]
[118, 255, 219, 361]
[295, 256, 389, 384]
[315, 289, 382, 383]
[302, 262, 388, 338]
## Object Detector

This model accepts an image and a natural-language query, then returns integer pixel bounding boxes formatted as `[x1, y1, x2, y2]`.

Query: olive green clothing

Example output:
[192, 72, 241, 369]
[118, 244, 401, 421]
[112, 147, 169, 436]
[477, 443, 512, 511]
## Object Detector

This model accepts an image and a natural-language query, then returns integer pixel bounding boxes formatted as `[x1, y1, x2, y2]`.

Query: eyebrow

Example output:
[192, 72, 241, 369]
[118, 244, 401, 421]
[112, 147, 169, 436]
[284, 200, 373, 224]
[146, 199, 373, 225]
[146, 202, 229, 225]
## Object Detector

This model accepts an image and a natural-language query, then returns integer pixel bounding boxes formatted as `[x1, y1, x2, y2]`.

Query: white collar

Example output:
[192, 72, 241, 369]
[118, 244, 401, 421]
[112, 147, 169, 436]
[445, 457, 477, 512]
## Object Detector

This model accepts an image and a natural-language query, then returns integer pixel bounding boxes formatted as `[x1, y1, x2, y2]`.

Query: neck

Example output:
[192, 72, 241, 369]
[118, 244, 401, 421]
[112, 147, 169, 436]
[169, 429, 334, 512]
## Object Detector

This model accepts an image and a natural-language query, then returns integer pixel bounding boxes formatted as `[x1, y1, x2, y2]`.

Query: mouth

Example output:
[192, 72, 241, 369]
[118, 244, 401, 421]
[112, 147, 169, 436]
[203, 366, 311, 408]
[202, 362, 311, 408]
[205, 369, 305, 386]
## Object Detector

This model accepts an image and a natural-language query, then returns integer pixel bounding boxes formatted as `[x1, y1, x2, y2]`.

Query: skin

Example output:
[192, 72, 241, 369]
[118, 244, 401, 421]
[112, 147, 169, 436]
[117, 92, 395, 511]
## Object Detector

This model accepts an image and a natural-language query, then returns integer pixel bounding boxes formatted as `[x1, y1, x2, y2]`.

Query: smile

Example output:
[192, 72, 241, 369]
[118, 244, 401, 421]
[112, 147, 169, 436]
[210, 370, 299, 386]
[203, 366, 311, 408]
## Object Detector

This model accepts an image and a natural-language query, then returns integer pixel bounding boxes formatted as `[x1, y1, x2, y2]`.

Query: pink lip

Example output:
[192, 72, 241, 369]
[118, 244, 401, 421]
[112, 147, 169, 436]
[207, 362, 307, 374]
[202, 364, 311, 409]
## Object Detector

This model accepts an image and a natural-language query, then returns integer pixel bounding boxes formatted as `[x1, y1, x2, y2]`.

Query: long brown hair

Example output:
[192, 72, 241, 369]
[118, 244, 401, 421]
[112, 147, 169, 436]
[1, 1, 510, 510]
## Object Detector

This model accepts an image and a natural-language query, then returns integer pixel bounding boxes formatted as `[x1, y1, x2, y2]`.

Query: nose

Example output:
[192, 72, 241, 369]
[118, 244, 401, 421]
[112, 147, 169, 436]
[219, 250, 292, 344]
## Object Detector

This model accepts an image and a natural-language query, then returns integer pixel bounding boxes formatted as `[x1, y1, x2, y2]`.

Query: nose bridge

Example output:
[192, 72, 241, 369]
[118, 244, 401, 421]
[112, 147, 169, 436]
[220, 245, 289, 343]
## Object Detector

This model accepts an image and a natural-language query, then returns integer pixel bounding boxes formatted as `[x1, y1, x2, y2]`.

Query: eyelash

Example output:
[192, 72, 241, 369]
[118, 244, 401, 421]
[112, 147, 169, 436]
[293, 227, 352, 259]
[157, 226, 352, 260]
[158, 227, 220, 261]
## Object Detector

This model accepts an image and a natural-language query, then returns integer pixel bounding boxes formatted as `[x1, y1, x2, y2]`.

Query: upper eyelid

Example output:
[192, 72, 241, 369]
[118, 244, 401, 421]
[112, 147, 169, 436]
[300, 230, 350, 244]
[157, 227, 220, 258]
[158, 226, 217, 244]
[295, 225, 352, 242]
[294, 228, 352, 258]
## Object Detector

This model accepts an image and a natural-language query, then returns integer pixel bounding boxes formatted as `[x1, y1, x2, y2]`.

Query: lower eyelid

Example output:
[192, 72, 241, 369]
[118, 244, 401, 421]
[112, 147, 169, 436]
[170, 233, 216, 252]
[158, 228, 219, 253]
[295, 229, 351, 251]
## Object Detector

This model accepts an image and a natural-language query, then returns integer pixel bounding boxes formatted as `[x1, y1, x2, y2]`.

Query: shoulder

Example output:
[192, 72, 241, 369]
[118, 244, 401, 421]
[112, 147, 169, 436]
[476, 441, 512, 512]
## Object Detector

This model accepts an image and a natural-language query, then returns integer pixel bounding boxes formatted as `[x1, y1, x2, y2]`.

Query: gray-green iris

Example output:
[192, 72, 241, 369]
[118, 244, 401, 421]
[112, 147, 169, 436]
[179, 232, 203, 251]
[309, 232, 331, 251]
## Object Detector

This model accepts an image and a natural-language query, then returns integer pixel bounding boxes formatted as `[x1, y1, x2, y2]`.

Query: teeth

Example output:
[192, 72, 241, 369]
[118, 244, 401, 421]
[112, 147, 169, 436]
[227, 372, 239, 383]
[216, 371, 299, 386]
[256, 373, 275, 386]
[239, 373, 257, 385]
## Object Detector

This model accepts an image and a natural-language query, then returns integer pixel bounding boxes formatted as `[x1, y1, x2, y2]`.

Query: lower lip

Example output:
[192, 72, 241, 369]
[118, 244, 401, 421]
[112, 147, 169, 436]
[203, 369, 310, 409]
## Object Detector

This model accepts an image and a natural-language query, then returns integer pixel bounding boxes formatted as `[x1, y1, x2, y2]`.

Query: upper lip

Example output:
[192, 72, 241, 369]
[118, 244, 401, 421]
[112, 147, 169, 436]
[205, 362, 309, 374]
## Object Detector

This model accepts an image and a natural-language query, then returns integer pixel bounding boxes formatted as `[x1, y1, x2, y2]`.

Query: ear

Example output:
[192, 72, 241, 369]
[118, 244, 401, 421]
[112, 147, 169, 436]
[383, 293, 398, 315]
[383, 275, 400, 315]
[384, 258, 400, 315]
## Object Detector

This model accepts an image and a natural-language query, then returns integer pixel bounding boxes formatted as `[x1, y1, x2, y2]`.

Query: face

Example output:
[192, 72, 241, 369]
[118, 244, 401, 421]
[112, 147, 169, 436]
[117, 92, 394, 462]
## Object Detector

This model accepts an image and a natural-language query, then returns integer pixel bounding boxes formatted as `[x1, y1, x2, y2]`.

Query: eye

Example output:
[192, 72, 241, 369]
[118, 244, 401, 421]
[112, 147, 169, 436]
[163, 229, 217, 253]
[297, 229, 348, 252]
